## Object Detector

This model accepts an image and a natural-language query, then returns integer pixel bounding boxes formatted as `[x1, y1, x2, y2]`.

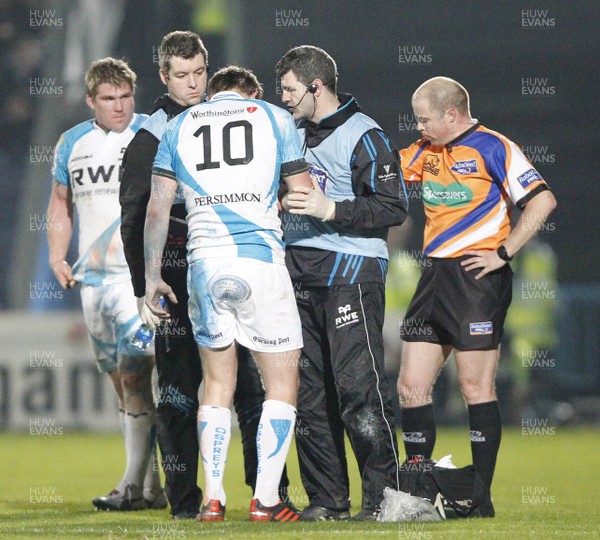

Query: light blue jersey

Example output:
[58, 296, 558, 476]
[52, 113, 147, 285]
[153, 92, 304, 265]
[286, 112, 390, 260]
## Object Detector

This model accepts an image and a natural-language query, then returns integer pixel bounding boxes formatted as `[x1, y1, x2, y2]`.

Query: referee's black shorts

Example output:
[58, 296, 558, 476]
[401, 256, 513, 350]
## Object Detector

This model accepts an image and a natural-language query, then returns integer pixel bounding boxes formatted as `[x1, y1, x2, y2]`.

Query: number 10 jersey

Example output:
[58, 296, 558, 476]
[153, 91, 305, 266]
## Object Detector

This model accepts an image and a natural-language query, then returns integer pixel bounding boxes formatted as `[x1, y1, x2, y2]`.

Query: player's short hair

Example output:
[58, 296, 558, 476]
[208, 66, 264, 99]
[413, 76, 470, 116]
[275, 45, 338, 93]
[158, 30, 208, 73]
[85, 57, 136, 97]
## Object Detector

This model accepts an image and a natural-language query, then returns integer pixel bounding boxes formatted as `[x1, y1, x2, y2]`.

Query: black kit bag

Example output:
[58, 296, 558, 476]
[399, 459, 495, 519]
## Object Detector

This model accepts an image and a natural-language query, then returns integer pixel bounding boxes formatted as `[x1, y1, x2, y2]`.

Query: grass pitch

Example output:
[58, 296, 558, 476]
[0, 428, 598, 539]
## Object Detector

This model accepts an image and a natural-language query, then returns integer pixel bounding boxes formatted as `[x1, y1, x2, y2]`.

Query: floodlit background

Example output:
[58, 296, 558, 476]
[0, 0, 598, 432]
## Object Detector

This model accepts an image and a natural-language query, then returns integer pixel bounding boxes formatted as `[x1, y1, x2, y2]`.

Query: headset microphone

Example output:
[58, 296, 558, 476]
[289, 85, 313, 110]
[288, 77, 337, 116]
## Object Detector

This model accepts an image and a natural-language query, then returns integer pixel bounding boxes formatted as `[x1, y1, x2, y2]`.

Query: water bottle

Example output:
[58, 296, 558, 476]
[131, 297, 165, 351]
[131, 323, 155, 351]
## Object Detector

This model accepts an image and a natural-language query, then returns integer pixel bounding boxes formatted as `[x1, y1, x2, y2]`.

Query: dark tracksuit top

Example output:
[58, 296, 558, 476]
[283, 94, 408, 512]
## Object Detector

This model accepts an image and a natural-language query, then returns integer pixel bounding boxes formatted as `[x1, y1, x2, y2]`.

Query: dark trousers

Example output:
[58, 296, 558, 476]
[154, 281, 200, 516]
[294, 281, 399, 512]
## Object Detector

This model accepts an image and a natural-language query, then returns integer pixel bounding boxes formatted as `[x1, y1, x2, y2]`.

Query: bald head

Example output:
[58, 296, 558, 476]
[413, 77, 471, 117]
[411, 77, 476, 145]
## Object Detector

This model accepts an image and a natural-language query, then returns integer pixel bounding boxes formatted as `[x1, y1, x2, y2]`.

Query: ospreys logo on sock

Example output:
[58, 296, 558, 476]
[211, 427, 227, 477]
[267, 419, 291, 459]
[335, 304, 359, 328]
[402, 431, 426, 443]
[470, 430, 486, 442]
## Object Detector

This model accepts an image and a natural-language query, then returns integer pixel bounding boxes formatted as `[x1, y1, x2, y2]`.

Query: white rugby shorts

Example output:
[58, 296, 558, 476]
[80, 280, 153, 372]
[187, 258, 303, 352]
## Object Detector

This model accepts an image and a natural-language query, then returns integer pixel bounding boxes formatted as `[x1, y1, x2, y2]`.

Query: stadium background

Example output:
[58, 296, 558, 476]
[0, 0, 598, 434]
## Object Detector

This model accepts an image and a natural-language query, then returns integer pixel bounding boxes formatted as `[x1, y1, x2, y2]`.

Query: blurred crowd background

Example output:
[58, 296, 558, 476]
[0, 0, 598, 429]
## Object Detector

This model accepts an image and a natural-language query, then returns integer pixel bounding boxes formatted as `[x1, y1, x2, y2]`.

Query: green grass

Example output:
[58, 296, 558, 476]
[0, 428, 599, 539]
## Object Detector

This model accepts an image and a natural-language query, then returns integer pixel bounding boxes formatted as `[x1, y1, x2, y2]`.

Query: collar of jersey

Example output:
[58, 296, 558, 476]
[92, 119, 130, 135]
[302, 93, 359, 148]
[445, 121, 480, 148]
[211, 91, 244, 101]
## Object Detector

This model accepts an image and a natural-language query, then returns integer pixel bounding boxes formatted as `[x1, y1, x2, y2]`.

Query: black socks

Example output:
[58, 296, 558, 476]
[401, 403, 436, 461]
[468, 401, 502, 490]
[402, 401, 502, 490]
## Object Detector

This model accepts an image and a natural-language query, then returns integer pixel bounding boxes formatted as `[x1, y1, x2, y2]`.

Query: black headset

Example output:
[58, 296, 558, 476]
[307, 75, 337, 94]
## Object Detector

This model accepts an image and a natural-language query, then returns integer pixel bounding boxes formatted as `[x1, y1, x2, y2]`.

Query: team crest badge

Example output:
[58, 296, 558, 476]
[209, 275, 252, 303]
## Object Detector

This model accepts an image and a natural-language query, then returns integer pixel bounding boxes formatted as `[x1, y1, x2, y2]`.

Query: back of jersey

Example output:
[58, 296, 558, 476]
[156, 92, 286, 264]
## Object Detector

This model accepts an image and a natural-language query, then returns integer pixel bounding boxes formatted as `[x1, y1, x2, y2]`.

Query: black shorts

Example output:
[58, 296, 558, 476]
[401, 257, 513, 350]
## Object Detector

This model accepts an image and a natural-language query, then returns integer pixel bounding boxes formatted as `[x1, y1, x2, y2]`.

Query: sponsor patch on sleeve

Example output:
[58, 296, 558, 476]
[517, 168, 543, 188]
[469, 321, 493, 335]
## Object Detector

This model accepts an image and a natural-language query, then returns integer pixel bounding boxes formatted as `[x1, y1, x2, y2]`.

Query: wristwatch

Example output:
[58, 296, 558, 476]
[496, 245, 513, 262]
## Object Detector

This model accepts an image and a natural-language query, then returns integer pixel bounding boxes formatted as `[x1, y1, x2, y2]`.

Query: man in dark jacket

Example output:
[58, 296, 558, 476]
[276, 45, 408, 521]
[120, 31, 288, 519]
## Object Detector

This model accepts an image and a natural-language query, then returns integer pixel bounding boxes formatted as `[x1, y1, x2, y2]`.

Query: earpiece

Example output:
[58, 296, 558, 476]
[307, 83, 318, 94]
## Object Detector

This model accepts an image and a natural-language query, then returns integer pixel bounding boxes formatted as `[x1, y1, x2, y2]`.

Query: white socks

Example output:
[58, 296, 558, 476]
[198, 405, 232, 505]
[197, 400, 296, 507]
[253, 400, 297, 506]
[119, 410, 155, 492]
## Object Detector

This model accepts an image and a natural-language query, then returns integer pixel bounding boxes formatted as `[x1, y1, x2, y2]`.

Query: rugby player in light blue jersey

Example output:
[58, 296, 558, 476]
[144, 66, 310, 523]
[47, 58, 165, 511]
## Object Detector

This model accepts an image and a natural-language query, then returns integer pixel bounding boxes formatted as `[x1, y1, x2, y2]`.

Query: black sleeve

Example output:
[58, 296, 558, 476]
[331, 128, 408, 230]
[119, 129, 159, 298]
[280, 158, 308, 177]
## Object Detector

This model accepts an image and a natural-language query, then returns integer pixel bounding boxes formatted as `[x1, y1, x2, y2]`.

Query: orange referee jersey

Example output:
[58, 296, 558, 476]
[400, 124, 549, 258]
